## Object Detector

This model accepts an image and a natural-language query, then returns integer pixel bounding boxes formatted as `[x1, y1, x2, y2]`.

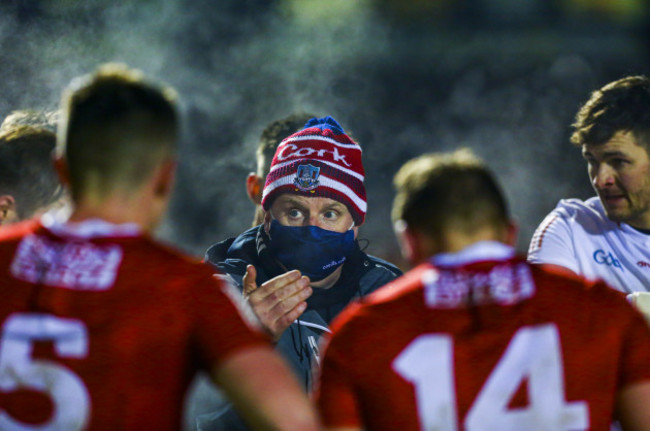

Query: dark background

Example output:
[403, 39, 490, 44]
[2, 0, 649, 265]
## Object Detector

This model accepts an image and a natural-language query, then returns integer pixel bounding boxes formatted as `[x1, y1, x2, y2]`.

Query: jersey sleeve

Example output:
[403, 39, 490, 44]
[316, 332, 363, 428]
[190, 269, 270, 370]
[527, 206, 579, 274]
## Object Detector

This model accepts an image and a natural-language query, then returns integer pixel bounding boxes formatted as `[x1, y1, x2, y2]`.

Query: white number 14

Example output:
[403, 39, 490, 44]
[393, 324, 589, 431]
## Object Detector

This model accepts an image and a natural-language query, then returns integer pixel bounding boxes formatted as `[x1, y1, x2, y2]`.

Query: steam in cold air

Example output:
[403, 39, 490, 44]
[1, 0, 645, 259]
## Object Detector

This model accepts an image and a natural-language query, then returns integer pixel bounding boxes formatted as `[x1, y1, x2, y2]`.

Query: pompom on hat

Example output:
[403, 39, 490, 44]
[261, 116, 366, 225]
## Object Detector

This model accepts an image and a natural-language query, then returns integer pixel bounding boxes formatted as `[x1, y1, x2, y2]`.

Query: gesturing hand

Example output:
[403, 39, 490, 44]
[243, 265, 312, 341]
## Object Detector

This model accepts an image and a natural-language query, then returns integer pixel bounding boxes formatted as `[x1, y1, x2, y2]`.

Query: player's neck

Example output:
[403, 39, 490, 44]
[68, 189, 163, 233]
[417, 227, 508, 263]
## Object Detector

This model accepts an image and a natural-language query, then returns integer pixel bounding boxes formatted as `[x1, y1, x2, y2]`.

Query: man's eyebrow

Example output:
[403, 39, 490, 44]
[582, 149, 627, 158]
[323, 202, 346, 211]
[601, 150, 629, 158]
[282, 197, 308, 209]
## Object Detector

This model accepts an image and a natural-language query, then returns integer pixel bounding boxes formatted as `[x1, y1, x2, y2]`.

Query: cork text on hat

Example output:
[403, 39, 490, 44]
[261, 116, 367, 225]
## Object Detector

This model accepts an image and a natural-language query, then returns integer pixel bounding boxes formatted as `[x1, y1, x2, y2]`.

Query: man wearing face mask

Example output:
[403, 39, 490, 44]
[204, 117, 401, 404]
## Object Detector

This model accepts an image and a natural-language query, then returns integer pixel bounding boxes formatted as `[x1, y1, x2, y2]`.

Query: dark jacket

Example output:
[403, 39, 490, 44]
[198, 225, 401, 430]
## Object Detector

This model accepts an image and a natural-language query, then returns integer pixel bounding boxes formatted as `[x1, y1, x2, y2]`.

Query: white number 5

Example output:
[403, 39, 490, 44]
[393, 324, 589, 431]
[0, 313, 91, 430]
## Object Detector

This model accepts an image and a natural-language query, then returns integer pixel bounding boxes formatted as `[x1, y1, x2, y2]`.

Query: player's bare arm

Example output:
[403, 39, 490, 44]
[243, 265, 312, 340]
[214, 344, 320, 431]
[615, 381, 650, 431]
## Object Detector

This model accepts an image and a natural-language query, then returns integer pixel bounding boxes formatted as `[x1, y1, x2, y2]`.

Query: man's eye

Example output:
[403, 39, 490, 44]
[611, 159, 627, 168]
[324, 210, 338, 219]
[288, 209, 302, 218]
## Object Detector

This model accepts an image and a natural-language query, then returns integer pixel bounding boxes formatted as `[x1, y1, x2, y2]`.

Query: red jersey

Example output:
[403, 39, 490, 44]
[0, 218, 268, 431]
[316, 242, 650, 431]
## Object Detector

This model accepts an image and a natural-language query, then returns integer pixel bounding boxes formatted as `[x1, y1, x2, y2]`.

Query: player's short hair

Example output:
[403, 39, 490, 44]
[392, 148, 509, 239]
[256, 113, 315, 177]
[58, 63, 178, 201]
[1, 109, 58, 133]
[571, 75, 650, 150]
[0, 125, 63, 219]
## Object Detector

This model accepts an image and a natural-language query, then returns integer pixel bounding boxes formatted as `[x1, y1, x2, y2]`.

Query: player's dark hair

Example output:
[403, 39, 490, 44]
[59, 63, 178, 201]
[256, 113, 316, 176]
[392, 149, 509, 240]
[0, 125, 62, 219]
[571, 75, 650, 150]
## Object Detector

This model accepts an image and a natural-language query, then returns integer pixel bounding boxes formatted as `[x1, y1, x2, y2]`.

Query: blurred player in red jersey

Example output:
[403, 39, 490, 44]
[316, 148, 650, 431]
[0, 117, 67, 226]
[0, 64, 319, 431]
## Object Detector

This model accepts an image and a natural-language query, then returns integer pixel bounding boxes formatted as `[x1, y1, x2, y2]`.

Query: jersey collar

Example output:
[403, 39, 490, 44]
[431, 241, 515, 267]
[41, 216, 141, 239]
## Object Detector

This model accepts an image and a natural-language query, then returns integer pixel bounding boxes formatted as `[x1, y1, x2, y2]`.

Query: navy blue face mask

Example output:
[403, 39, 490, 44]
[267, 219, 356, 281]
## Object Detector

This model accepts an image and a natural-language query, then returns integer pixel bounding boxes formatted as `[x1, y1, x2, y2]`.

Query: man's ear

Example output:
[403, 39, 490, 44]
[394, 220, 438, 266]
[0, 195, 17, 225]
[153, 158, 177, 198]
[54, 156, 71, 188]
[246, 173, 264, 205]
[394, 220, 420, 265]
[262, 209, 273, 235]
[504, 218, 519, 247]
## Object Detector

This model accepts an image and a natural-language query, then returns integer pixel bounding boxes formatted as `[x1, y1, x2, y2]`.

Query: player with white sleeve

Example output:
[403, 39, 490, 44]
[528, 76, 650, 293]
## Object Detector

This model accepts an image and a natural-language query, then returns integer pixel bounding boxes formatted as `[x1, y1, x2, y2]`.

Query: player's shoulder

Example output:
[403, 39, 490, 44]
[364, 264, 426, 303]
[551, 197, 608, 222]
[136, 235, 216, 279]
[124, 237, 237, 312]
[529, 197, 609, 254]
[0, 219, 39, 243]
[330, 264, 426, 333]
[530, 263, 629, 310]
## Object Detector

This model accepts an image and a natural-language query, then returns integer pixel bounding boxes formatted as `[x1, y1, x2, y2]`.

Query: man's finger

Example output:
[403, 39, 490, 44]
[273, 301, 309, 336]
[242, 265, 258, 296]
[246, 274, 312, 339]
[268, 277, 312, 314]
[251, 269, 302, 301]
[247, 274, 310, 313]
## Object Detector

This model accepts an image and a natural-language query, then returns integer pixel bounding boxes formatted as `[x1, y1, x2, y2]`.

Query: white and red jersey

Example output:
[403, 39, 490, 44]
[316, 241, 650, 431]
[528, 197, 650, 293]
[0, 218, 268, 431]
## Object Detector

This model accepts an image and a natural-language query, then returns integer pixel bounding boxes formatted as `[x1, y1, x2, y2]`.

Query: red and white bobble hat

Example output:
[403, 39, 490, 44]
[261, 116, 366, 225]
